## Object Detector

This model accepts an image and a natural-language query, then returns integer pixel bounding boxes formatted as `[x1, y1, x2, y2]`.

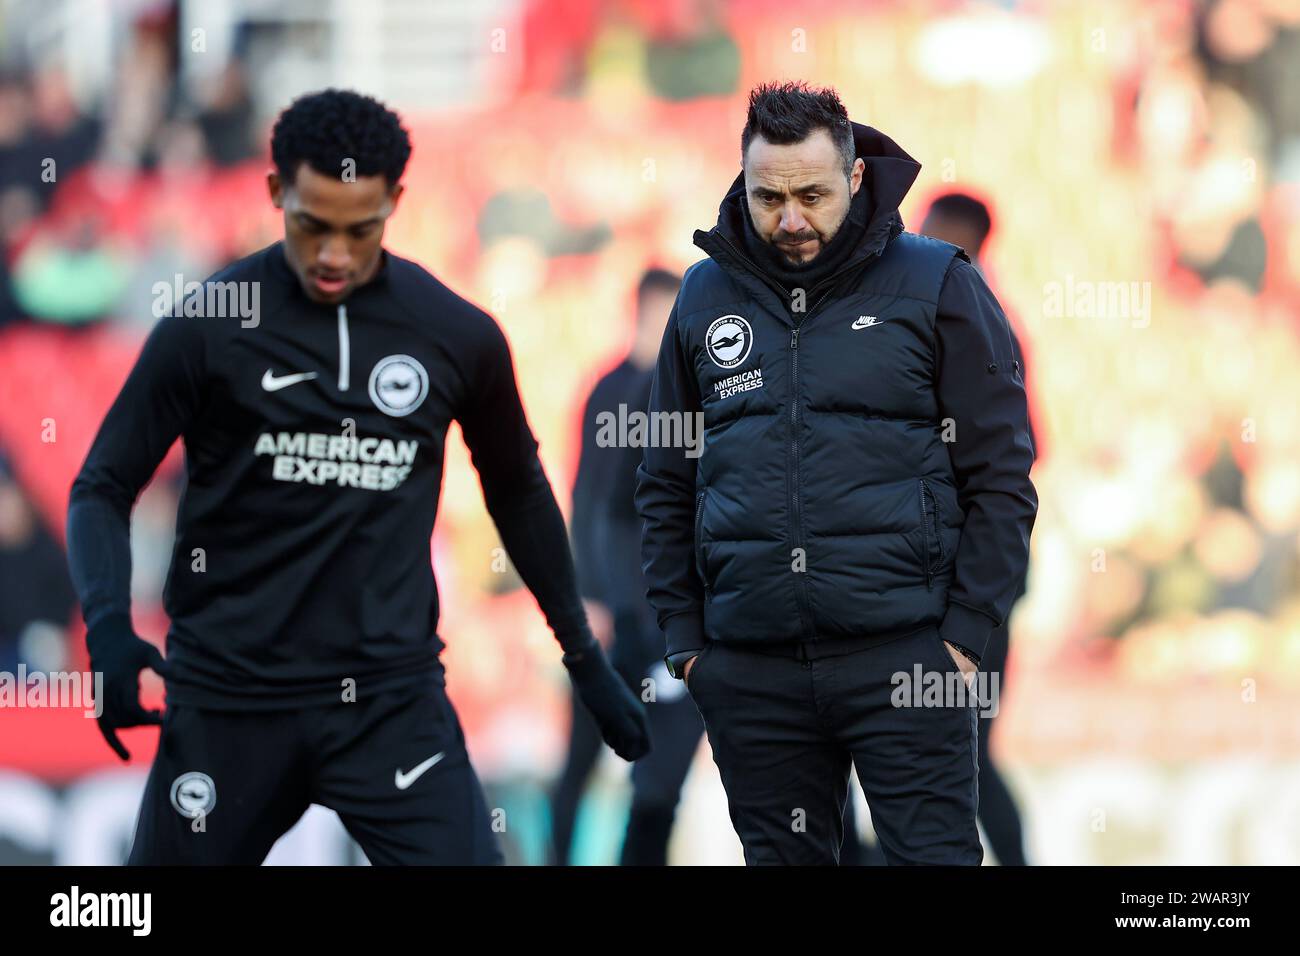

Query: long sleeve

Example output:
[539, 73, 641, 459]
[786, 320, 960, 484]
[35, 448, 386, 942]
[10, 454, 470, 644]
[933, 258, 1038, 662]
[634, 301, 706, 660]
[67, 313, 208, 630]
[457, 315, 592, 652]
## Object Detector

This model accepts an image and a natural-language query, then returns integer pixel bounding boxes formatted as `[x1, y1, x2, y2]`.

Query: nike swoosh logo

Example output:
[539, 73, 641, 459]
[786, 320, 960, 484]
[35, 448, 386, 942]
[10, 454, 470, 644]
[851, 316, 880, 330]
[261, 369, 319, 391]
[395, 752, 445, 790]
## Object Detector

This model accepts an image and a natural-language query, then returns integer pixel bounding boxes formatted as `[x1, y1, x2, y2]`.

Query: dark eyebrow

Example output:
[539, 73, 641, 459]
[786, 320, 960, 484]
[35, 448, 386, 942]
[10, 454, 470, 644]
[294, 211, 383, 230]
[751, 183, 829, 199]
[294, 211, 331, 230]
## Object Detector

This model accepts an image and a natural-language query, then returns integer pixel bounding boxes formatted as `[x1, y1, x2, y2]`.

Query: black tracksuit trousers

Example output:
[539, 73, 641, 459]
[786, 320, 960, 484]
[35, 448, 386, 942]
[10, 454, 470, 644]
[686, 624, 982, 866]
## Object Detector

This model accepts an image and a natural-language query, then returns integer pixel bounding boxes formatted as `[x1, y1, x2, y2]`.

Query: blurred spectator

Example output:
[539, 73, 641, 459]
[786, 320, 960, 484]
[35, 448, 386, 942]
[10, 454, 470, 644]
[27, 67, 100, 194]
[9, 211, 130, 325]
[190, 27, 259, 168]
[921, 191, 1035, 867]
[0, 68, 96, 204]
[921, 191, 1044, 463]
[0, 450, 75, 673]
[478, 188, 612, 257]
[643, 1, 738, 101]
[0, 71, 40, 194]
[98, 4, 178, 172]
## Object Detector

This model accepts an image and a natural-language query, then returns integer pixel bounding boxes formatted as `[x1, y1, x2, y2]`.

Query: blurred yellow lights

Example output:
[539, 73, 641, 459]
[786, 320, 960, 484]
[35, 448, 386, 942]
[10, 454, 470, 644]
[1129, 477, 1205, 564]
[1193, 507, 1263, 583]
[1118, 610, 1263, 682]
[1245, 461, 1300, 534]
[476, 236, 547, 303]
[913, 15, 1052, 88]
[1089, 551, 1146, 622]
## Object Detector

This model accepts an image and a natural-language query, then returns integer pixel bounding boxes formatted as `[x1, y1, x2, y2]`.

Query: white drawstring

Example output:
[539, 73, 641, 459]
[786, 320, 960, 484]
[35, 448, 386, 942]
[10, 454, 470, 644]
[337, 304, 350, 391]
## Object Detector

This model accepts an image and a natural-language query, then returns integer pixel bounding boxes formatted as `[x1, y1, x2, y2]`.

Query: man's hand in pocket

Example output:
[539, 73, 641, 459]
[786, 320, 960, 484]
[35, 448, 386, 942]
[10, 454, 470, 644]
[683, 654, 700, 685]
[943, 641, 978, 690]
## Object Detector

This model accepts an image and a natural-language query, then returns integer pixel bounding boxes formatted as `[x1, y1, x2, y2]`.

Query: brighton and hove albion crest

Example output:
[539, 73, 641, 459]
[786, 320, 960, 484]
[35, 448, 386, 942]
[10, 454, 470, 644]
[368, 354, 429, 417]
[705, 315, 753, 369]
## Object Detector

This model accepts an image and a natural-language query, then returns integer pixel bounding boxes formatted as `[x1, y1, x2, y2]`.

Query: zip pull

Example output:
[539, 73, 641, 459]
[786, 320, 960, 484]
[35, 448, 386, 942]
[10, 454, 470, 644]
[791, 328, 799, 349]
[337, 304, 351, 391]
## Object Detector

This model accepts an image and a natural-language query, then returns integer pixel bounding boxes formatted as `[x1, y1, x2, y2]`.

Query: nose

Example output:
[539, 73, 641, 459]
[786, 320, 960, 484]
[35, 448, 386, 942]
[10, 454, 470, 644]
[317, 235, 351, 272]
[780, 202, 809, 236]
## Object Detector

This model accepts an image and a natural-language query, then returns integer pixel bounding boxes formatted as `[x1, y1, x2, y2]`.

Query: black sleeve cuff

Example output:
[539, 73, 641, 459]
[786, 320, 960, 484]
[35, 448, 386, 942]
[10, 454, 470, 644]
[662, 611, 705, 659]
[938, 602, 997, 664]
[665, 648, 703, 680]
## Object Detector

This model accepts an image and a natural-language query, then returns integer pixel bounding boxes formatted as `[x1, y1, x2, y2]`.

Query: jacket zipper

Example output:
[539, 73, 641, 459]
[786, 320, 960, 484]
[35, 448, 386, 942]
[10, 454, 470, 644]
[337, 304, 351, 391]
[694, 489, 709, 599]
[923, 478, 945, 564]
[930, 481, 944, 563]
[786, 256, 882, 640]
[789, 326, 813, 639]
[919, 479, 946, 590]
[708, 229, 884, 642]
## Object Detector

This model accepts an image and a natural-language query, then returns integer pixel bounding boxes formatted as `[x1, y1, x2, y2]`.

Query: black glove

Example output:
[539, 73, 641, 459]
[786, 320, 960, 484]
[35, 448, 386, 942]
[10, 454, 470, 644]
[86, 613, 170, 761]
[563, 639, 651, 762]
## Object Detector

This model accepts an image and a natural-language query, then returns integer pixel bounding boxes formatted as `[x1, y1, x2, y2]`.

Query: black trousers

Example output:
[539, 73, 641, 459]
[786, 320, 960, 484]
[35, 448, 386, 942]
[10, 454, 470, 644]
[549, 624, 704, 866]
[127, 676, 503, 865]
[976, 574, 1029, 865]
[687, 625, 982, 866]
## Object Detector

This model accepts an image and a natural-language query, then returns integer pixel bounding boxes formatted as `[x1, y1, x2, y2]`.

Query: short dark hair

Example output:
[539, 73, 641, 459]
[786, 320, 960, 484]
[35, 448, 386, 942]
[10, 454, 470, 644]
[636, 268, 681, 324]
[926, 192, 993, 245]
[271, 89, 412, 188]
[637, 268, 681, 303]
[741, 81, 855, 178]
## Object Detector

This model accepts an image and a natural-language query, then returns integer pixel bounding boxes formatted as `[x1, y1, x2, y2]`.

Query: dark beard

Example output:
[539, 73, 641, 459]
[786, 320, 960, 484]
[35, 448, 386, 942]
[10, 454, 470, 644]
[740, 188, 869, 293]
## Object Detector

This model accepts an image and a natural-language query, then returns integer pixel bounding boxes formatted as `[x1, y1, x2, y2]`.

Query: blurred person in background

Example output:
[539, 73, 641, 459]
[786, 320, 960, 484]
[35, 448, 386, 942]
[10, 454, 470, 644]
[0, 449, 75, 673]
[190, 24, 259, 169]
[638, 82, 1036, 865]
[65, 88, 648, 865]
[10, 206, 131, 326]
[0, 66, 98, 210]
[921, 191, 1037, 866]
[551, 267, 705, 866]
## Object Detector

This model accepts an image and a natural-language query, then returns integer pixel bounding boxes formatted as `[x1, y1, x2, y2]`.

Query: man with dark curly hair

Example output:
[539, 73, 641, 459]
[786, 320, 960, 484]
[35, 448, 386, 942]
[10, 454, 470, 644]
[67, 88, 648, 865]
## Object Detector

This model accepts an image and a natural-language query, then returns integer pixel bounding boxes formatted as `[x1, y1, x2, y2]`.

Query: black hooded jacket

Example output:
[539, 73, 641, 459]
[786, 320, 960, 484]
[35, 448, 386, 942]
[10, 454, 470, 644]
[636, 123, 1037, 671]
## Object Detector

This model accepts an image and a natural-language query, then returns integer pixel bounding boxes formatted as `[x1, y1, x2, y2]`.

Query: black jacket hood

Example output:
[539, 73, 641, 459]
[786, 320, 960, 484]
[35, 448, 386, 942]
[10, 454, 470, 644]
[697, 122, 922, 264]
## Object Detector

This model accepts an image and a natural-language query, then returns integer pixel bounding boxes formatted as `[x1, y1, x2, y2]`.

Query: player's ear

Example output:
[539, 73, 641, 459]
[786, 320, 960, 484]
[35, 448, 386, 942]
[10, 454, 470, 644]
[387, 182, 405, 213]
[268, 170, 285, 209]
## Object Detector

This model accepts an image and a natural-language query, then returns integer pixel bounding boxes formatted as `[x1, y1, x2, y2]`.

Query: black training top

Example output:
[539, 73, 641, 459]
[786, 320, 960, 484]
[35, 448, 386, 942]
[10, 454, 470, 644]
[68, 241, 590, 709]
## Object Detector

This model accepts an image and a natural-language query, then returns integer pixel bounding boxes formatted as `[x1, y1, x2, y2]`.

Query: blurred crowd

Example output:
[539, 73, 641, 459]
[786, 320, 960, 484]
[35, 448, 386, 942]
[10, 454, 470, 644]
[0, 0, 1298, 855]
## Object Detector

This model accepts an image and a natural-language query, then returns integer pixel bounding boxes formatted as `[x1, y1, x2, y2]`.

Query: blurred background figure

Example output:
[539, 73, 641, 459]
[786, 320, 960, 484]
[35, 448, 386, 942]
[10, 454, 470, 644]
[551, 267, 707, 865]
[0, 449, 75, 674]
[922, 191, 1038, 866]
